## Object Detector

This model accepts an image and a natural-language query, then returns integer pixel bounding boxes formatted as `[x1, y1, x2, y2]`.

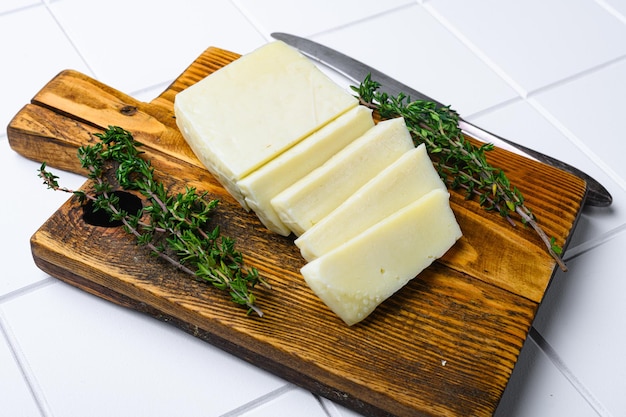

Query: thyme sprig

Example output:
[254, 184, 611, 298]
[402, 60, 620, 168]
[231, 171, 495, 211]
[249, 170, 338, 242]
[39, 126, 269, 316]
[353, 76, 566, 271]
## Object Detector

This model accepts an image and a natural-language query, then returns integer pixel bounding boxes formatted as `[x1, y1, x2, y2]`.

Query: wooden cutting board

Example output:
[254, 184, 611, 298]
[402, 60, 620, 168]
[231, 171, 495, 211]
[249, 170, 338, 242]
[7, 46, 586, 417]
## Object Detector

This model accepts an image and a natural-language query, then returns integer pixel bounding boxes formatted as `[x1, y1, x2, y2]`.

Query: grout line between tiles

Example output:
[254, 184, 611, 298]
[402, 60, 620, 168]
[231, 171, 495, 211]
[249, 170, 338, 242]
[315, 396, 343, 417]
[526, 54, 626, 99]
[523, 54, 626, 179]
[420, 2, 528, 98]
[41, 1, 97, 80]
[229, 0, 273, 41]
[526, 96, 626, 192]
[306, 2, 416, 39]
[462, 95, 524, 120]
[0, 2, 41, 17]
[0, 311, 53, 417]
[563, 222, 626, 262]
[218, 383, 296, 417]
[128, 79, 176, 101]
[0, 277, 57, 305]
[593, 0, 626, 24]
[529, 327, 614, 417]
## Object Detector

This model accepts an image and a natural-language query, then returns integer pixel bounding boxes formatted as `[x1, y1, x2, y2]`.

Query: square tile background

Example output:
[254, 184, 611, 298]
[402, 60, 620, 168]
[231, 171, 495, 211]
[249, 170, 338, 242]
[1, 1, 624, 415]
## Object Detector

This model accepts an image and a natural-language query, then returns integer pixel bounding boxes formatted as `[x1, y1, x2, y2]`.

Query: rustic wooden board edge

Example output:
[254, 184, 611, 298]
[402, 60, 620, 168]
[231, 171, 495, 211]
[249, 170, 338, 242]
[30, 253, 394, 416]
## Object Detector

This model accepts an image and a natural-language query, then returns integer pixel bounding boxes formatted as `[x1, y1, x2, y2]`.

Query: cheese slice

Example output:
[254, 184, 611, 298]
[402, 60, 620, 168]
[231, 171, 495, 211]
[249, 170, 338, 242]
[237, 106, 374, 236]
[300, 188, 462, 326]
[174, 40, 358, 208]
[295, 144, 446, 261]
[271, 117, 414, 236]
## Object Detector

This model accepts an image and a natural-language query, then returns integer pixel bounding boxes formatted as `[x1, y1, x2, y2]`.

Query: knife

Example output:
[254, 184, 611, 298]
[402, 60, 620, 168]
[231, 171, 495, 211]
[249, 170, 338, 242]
[271, 32, 612, 208]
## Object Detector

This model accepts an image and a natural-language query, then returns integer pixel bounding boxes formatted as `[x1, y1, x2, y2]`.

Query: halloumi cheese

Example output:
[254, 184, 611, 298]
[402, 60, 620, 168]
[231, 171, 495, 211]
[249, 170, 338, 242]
[300, 188, 462, 326]
[238, 106, 374, 235]
[174, 41, 358, 208]
[271, 117, 414, 236]
[295, 144, 446, 261]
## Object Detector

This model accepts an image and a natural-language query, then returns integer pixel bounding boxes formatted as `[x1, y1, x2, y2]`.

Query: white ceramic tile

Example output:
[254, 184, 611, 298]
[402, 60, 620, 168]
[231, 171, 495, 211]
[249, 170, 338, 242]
[312, 4, 519, 117]
[533, 231, 626, 417]
[532, 58, 626, 186]
[0, 5, 91, 130]
[0, 316, 41, 417]
[2, 1, 625, 415]
[234, 0, 413, 37]
[468, 99, 626, 249]
[0, 0, 40, 14]
[426, 0, 626, 95]
[239, 387, 328, 417]
[0, 141, 85, 297]
[494, 336, 600, 417]
[1, 282, 286, 417]
[48, 0, 266, 95]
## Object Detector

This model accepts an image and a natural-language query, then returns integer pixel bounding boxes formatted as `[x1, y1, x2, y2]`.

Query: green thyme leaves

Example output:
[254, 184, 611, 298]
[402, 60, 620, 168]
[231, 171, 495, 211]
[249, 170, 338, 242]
[39, 126, 269, 316]
[354, 76, 566, 271]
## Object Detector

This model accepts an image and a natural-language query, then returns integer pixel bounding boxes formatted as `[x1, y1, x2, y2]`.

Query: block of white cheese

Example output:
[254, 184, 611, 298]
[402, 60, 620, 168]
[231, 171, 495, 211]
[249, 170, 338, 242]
[237, 106, 374, 236]
[174, 40, 358, 208]
[295, 144, 446, 261]
[300, 188, 462, 326]
[271, 117, 414, 236]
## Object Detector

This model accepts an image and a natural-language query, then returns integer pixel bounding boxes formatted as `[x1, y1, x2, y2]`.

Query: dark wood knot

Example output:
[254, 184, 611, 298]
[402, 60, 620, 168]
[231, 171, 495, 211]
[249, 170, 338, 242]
[120, 105, 138, 116]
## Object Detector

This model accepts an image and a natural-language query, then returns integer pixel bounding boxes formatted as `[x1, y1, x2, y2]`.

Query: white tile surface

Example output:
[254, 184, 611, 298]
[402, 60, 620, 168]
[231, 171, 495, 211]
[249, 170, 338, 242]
[0, 0, 39, 15]
[426, 0, 626, 95]
[532, 58, 626, 187]
[0, 141, 84, 297]
[1, 282, 286, 416]
[47, 0, 267, 95]
[533, 231, 626, 417]
[234, 0, 413, 37]
[0, 315, 41, 417]
[0, 5, 91, 130]
[494, 336, 599, 417]
[312, 4, 519, 116]
[1, 1, 625, 416]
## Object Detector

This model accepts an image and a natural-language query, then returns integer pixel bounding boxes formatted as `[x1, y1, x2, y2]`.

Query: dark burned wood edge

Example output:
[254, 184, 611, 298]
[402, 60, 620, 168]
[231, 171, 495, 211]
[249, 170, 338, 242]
[31, 250, 402, 417]
[538, 180, 588, 300]
[559, 180, 588, 253]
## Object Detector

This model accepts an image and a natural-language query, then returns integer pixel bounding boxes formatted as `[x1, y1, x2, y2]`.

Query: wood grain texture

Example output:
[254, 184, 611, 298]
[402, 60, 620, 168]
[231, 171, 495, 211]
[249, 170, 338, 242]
[7, 45, 586, 417]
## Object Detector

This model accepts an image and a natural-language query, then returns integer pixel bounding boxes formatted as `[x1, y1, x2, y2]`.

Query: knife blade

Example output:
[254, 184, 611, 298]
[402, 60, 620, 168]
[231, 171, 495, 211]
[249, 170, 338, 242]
[271, 32, 612, 208]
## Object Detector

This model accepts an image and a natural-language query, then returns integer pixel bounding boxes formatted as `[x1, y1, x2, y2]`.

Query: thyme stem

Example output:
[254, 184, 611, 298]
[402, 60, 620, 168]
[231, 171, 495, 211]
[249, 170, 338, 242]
[38, 126, 269, 316]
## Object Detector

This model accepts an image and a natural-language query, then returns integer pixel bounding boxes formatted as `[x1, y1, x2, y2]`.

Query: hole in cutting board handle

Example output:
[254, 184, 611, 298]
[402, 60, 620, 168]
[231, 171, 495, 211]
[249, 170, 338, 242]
[82, 191, 143, 227]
